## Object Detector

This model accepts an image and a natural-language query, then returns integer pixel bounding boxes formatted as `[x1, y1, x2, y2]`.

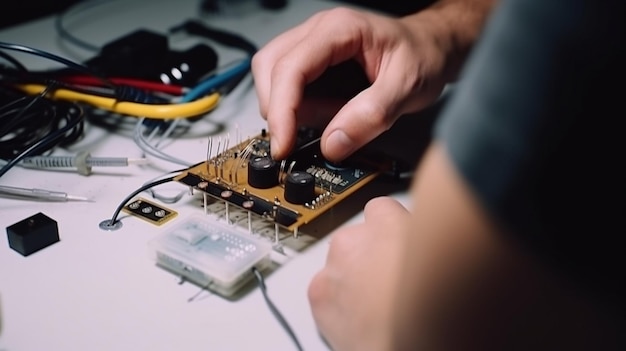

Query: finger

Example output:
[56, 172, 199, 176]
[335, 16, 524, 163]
[320, 51, 421, 162]
[264, 11, 369, 160]
[252, 15, 322, 119]
[319, 86, 396, 162]
[327, 224, 365, 261]
[252, 8, 345, 119]
[363, 196, 409, 223]
[312, 198, 408, 294]
[323, 197, 408, 267]
[307, 268, 336, 344]
[307, 223, 361, 321]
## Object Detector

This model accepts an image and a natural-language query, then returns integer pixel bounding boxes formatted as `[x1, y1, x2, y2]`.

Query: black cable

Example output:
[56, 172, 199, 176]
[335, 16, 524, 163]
[144, 166, 196, 204]
[0, 41, 116, 89]
[0, 89, 55, 152]
[169, 20, 258, 56]
[106, 175, 178, 226]
[0, 106, 84, 177]
[252, 267, 304, 351]
[0, 50, 28, 71]
[0, 83, 84, 148]
[0, 85, 85, 178]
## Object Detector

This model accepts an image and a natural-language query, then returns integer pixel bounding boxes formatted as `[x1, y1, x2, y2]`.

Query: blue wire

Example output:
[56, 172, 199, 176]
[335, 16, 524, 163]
[181, 57, 251, 102]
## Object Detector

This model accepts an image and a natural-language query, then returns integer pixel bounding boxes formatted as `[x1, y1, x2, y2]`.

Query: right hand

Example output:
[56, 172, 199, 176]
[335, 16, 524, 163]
[251, 7, 452, 162]
[308, 196, 411, 351]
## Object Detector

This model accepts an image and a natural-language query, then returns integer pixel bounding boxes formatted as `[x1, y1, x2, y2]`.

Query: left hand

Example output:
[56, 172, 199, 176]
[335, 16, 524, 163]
[307, 196, 411, 351]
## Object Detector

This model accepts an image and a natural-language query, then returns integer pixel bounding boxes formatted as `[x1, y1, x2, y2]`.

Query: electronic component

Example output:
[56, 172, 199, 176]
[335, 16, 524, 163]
[122, 197, 178, 226]
[84, 29, 218, 86]
[284, 171, 315, 205]
[175, 127, 389, 235]
[148, 214, 273, 297]
[6, 212, 60, 256]
[247, 156, 279, 189]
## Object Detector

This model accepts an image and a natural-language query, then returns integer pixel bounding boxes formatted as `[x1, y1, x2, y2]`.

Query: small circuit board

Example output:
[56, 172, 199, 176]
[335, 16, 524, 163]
[175, 127, 389, 234]
[122, 197, 178, 226]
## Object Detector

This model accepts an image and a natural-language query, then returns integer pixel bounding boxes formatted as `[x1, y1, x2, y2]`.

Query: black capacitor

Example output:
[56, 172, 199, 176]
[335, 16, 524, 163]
[284, 171, 316, 205]
[248, 156, 279, 189]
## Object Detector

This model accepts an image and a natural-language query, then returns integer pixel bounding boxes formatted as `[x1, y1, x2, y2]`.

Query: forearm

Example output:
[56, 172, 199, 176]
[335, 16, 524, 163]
[400, 0, 498, 81]
[392, 142, 508, 349]
[392, 142, 615, 350]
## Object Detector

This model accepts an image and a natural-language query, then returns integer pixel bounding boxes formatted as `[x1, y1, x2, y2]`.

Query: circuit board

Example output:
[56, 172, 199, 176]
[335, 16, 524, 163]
[122, 197, 178, 226]
[174, 127, 389, 233]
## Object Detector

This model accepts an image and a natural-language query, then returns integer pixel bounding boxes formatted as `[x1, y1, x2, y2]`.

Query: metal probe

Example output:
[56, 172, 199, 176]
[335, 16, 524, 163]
[0, 185, 90, 202]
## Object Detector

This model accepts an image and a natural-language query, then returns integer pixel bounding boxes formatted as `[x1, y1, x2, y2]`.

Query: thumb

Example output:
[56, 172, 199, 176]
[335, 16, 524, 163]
[320, 75, 407, 162]
[364, 196, 410, 223]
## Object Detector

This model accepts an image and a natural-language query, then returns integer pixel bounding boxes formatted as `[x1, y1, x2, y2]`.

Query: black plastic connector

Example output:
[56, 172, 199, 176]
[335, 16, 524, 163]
[6, 212, 60, 256]
[84, 29, 218, 86]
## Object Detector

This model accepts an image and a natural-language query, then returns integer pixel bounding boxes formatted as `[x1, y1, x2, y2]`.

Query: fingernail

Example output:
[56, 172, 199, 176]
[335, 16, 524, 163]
[326, 130, 354, 160]
[270, 137, 281, 159]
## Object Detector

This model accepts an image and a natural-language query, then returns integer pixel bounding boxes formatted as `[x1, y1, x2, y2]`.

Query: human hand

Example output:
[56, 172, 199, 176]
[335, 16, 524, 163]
[252, 7, 453, 162]
[307, 196, 411, 351]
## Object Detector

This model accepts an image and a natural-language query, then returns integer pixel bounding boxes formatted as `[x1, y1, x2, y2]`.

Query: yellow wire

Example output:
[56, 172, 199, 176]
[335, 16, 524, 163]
[16, 84, 220, 119]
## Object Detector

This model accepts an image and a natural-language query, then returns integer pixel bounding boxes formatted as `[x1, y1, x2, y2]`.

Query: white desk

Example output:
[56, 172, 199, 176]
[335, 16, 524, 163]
[0, 1, 417, 350]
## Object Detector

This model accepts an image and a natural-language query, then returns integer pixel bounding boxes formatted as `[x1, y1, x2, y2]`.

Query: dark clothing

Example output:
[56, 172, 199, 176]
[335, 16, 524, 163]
[334, 0, 437, 15]
[436, 0, 624, 314]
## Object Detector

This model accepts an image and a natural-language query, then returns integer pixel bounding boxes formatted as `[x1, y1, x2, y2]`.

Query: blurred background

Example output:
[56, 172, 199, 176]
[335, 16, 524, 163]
[1, 0, 433, 30]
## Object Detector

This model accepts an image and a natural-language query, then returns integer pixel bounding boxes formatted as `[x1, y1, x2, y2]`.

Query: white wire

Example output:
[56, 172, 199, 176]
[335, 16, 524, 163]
[132, 118, 193, 167]
[142, 169, 187, 204]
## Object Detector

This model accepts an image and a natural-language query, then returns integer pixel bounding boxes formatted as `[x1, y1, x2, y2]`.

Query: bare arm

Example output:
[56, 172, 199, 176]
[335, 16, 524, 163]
[401, 0, 497, 81]
[392, 142, 617, 350]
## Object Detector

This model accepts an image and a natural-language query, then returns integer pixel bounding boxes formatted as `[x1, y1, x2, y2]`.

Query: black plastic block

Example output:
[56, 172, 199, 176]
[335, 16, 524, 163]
[6, 212, 60, 256]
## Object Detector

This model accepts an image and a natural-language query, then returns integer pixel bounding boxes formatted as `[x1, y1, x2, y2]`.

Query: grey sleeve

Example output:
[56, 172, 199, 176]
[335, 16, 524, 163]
[434, 0, 624, 302]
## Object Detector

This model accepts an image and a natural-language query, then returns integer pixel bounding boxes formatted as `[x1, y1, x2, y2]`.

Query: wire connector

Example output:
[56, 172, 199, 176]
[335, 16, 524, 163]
[75, 150, 91, 175]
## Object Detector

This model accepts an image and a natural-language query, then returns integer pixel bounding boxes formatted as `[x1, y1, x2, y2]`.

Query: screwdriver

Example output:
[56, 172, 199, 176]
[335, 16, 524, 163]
[0, 185, 91, 202]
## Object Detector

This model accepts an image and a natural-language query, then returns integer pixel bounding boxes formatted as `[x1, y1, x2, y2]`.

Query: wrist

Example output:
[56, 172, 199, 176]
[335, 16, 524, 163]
[401, 0, 497, 81]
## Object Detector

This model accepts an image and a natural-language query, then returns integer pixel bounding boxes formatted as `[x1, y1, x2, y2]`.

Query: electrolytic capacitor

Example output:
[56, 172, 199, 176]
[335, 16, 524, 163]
[284, 171, 316, 204]
[247, 156, 279, 189]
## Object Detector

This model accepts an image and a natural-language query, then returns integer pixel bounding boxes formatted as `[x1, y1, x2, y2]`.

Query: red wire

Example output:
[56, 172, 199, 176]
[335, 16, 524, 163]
[61, 75, 186, 95]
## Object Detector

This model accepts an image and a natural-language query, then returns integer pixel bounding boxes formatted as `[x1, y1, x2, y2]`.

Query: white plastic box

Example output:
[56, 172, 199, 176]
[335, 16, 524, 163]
[148, 214, 273, 297]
